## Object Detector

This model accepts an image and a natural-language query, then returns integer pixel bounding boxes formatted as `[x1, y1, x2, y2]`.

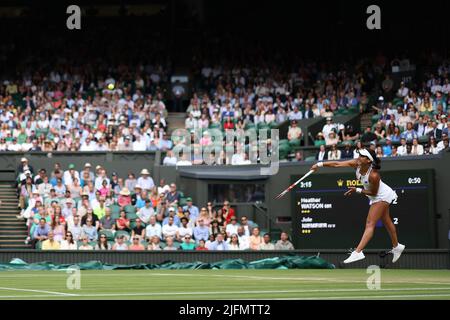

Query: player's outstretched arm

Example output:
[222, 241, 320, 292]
[310, 159, 358, 171]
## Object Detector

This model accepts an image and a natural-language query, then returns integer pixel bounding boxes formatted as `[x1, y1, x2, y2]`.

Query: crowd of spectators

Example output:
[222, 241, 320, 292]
[16, 158, 295, 250]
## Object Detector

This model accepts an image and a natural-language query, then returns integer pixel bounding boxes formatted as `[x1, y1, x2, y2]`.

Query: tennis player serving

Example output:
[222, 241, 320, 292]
[310, 148, 405, 264]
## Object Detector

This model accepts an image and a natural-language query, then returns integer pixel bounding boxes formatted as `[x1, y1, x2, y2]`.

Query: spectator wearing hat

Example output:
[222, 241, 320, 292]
[325, 131, 340, 146]
[17, 157, 34, 176]
[79, 163, 94, 184]
[118, 188, 132, 207]
[322, 117, 335, 138]
[94, 169, 110, 191]
[137, 169, 155, 191]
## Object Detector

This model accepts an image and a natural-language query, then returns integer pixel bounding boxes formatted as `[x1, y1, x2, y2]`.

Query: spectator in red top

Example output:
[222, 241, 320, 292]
[223, 116, 235, 130]
[222, 200, 235, 224]
[195, 239, 208, 250]
[118, 188, 131, 207]
[116, 210, 131, 232]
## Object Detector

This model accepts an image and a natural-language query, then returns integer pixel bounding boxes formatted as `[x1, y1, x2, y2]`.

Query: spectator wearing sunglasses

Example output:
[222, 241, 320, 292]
[180, 235, 196, 250]
[129, 236, 145, 251]
[60, 232, 77, 250]
[95, 234, 112, 250]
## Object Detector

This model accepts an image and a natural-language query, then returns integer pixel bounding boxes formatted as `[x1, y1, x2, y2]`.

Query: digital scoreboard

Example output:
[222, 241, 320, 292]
[291, 169, 436, 249]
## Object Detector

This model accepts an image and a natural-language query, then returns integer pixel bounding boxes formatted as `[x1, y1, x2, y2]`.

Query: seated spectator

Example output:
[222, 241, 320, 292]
[401, 122, 419, 142]
[259, 233, 275, 250]
[195, 239, 208, 251]
[327, 144, 341, 160]
[163, 236, 178, 251]
[163, 207, 181, 226]
[147, 236, 162, 250]
[411, 138, 424, 155]
[193, 219, 210, 243]
[131, 219, 146, 239]
[162, 216, 179, 240]
[78, 236, 93, 250]
[287, 120, 302, 141]
[118, 188, 132, 207]
[228, 234, 241, 251]
[361, 126, 377, 143]
[31, 218, 50, 249]
[183, 197, 200, 222]
[373, 123, 386, 140]
[222, 200, 235, 224]
[116, 210, 131, 233]
[316, 144, 327, 161]
[208, 233, 229, 250]
[275, 232, 295, 250]
[41, 231, 60, 250]
[389, 126, 402, 143]
[166, 183, 181, 206]
[129, 236, 145, 251]
[145, 216, 162, 240]
[225, 216, 239, 238]
[82, 218, 98, 241]
[376, 146, 384, 158]
[180, 234, 196, 250]
[391, 145, 399, 157]
[177, 217, 193, 241]
[99, 208, 116, 232]
[137, 169, 155, 191]
[95, 234, 112, 250]
[341, 142, 353, 159]
[236, 226, 250, 250]
[322, 117, 335, 137]
[314, 132, 326, 146]
[249, 227, 263, 250]
[383, 137, 393, 156]
[125, 173, 137, 192]
[292, 151, 303, 162]
[428, 136, 440, 154]
[163, 150, 178, 166]
[81, 208, 100, 230]
[60, 231, 78, 250]
[325, 131, 339, 146]
[397, 138, 408, 156]
[112, 235, 129, 251]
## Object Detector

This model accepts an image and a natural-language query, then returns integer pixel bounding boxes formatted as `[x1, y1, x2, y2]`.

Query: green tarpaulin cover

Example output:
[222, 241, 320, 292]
[0, 256, 335, 271]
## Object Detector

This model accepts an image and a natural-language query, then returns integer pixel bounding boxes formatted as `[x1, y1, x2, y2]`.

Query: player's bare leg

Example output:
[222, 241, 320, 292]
[381, 206, 405, 263]
[344, 202, 387, 264]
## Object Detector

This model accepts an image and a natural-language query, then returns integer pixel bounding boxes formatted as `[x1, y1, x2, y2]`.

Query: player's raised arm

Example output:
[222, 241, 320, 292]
[310, 159, 358, 171]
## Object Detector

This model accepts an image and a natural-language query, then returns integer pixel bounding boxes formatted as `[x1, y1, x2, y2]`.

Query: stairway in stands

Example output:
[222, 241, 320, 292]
[0, 182, 30, 249]
[360, 111, 374, 130]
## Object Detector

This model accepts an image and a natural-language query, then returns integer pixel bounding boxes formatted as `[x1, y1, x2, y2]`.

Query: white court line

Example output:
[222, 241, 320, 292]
[1, 272, 450, 285]
[2, 287, 450, 299]
[0, 287, 78, 297]
[273, 293, 450, 300]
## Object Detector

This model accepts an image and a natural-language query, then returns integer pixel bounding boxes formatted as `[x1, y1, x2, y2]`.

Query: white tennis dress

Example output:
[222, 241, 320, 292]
[356, 166, 398, 205]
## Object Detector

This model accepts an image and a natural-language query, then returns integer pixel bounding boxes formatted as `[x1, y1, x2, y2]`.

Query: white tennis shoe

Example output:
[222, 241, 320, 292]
[343, 250, 365, 264]
[390, 243, 405, 263]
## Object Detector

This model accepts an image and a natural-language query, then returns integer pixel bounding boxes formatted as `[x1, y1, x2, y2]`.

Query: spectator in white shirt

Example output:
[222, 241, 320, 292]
[63, 163, 80, 187]
[137, 169, 155, 191]
[397, 138, 408, 156]
[145, 216, 162, 240]
[327, 144, 342, 160]
[322, 117, 335, 137]
[137, 199, 155, 224]
[163, 150, 178, 166]
[225, 217, 239, 238]
[162, 216, 179, 240]
[410, 138, 424, 155]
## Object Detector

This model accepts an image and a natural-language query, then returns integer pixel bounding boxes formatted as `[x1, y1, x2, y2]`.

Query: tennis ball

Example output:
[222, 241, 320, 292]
[107, 83, 115, 90]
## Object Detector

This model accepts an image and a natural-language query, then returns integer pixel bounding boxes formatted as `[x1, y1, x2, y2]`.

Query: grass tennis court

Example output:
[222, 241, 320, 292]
[0, 269, 450, 300]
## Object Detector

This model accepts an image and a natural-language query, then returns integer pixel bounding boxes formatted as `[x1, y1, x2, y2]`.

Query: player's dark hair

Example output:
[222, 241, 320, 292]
[368, 149, 381, 170]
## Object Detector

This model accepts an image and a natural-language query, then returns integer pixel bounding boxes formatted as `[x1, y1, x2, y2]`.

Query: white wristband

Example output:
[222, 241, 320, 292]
[317, 162, 323, 167]
[356, 188, 363, 193]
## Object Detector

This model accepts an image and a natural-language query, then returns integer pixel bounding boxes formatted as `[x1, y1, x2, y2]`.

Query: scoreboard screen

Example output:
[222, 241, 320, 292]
[291, 169, 436, 249]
